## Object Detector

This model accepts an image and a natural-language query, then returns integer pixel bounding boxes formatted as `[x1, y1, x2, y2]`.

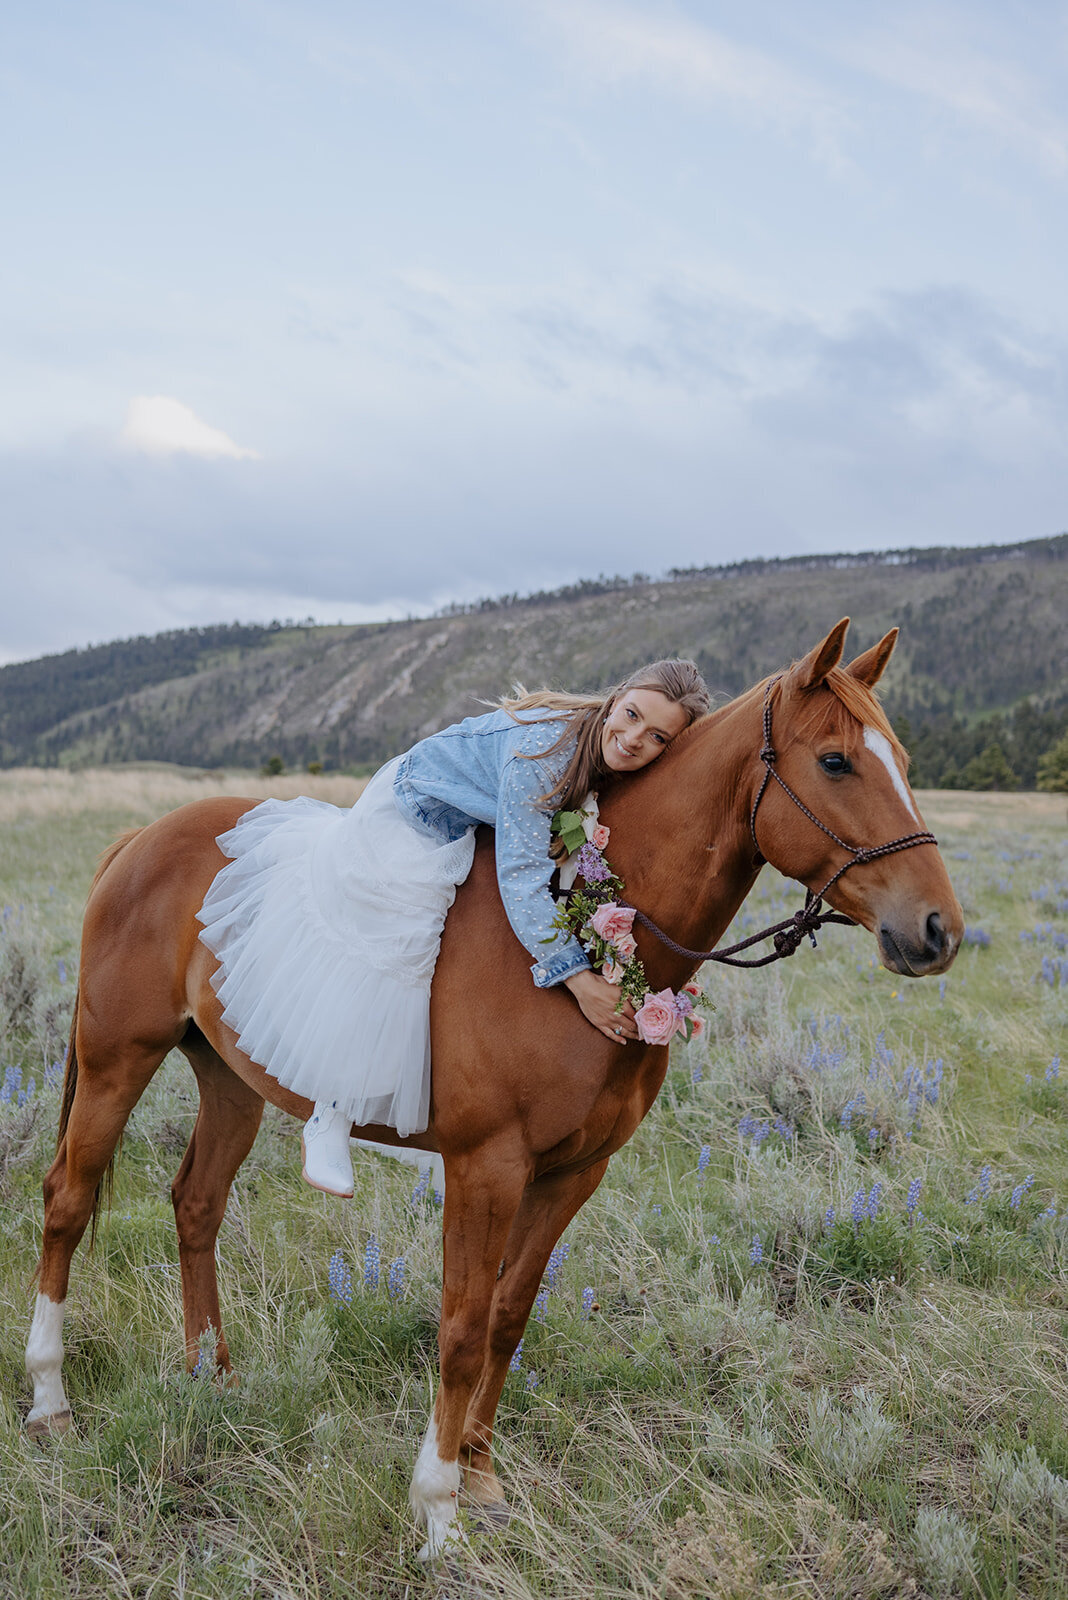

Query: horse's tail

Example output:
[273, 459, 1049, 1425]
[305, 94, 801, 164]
[56, 826, 144, 1244]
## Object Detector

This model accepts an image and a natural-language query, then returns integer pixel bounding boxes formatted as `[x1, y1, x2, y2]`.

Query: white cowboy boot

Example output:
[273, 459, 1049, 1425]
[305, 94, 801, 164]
[301, 1101, 354, 1197]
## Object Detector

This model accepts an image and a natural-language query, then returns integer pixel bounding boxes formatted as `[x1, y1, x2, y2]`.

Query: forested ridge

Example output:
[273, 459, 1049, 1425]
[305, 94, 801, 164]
[2, 534, 1065, 787]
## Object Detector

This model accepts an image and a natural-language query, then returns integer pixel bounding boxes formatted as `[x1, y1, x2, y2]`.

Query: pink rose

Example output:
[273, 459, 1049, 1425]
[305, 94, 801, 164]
[613, 931, 637, 961]
[589, 902, 636, 946]
[591, 823, 611, 851]
[634, 989, 682, 1046]
[689, 1015, 705, 1039]
[602, 959, 625, 984]
[683, 981, 702, 997]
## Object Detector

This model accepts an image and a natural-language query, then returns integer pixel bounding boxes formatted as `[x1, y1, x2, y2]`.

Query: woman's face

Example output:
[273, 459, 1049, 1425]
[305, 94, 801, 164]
[601, 687, 689, 774]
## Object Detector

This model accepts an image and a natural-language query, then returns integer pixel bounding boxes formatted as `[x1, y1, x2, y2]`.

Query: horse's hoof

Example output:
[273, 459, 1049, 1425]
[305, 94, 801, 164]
[465, 1497, 510, 1531]
[26, 1409, 71, 1441]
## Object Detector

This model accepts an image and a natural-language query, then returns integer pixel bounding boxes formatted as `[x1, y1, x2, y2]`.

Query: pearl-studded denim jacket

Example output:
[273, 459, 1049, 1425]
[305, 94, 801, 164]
[392, 708, 591, 988]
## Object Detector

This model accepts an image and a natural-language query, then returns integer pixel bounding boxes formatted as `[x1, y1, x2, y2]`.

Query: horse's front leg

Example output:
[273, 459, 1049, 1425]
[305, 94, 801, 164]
[459, 1159, 609, 1517]
[410, 1146, 529, 1562]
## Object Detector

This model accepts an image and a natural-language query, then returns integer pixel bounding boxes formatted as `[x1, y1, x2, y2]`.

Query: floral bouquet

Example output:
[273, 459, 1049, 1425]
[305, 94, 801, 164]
[548, 801, 705, 1046]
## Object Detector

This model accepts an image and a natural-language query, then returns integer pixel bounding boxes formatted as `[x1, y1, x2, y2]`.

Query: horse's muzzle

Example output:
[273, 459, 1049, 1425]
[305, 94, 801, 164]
[878, 911, 956, 976]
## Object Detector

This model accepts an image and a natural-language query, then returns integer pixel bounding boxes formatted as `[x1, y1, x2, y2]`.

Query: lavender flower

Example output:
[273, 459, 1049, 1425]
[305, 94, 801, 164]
[575, 843, 611, 884]
[328, 1250, 353, 1304]
[363, 1235, 380, 1290]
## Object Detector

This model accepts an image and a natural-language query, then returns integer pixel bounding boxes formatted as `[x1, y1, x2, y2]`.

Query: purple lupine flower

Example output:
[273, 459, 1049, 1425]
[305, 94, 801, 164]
[575, 843, 611, 884]
[409, 1168, 430, 1208]
[697, 1144, 711, 1179]
[581, 1286, 595, 1319]
[749, 1236, 763, 1265]
[868, 1127, 879, 1147]
[363, 1235, 380, 1290]
[850, 1190, 866, 1231]
[1047, 1056, 1061, 1084]
[906, 1178, 922, 1221]
[546, 1240, 570, 1289]
[525, 1369, 539, 1391]
[824, 1205, 836, 1228]
[867, 1183, 882, 1220]
[1010, 1175, 1035, 1210]
[328, 1250, 353, 1304]
[979, 1165, 992, 1198]
[533, 1287, 549, 1323]
[387, 1257, 406, 1300]
[508, 1338, 524, 1374]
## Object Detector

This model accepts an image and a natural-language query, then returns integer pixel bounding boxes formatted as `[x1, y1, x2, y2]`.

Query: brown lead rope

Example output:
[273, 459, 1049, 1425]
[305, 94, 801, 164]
[625, 677, 938, 971]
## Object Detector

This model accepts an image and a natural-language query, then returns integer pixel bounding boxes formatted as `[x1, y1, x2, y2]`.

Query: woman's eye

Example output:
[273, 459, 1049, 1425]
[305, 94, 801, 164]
[819, 753, 851, 775]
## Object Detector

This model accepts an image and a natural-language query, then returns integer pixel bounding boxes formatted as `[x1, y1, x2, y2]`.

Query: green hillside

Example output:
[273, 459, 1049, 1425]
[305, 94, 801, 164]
[2, 534, 1066, 787]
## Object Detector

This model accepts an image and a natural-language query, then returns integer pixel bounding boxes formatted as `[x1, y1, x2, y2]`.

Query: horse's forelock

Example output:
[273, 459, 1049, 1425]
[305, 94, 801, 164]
[788, 668, 909, 770]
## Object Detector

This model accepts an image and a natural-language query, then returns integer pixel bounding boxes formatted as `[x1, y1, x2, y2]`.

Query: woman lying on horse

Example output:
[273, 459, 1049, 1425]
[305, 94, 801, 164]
[196, 659, 711, 1196]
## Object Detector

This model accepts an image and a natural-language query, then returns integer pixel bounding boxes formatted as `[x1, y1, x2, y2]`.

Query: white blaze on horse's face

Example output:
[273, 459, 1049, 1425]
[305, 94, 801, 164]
[863, 726, 920, 823]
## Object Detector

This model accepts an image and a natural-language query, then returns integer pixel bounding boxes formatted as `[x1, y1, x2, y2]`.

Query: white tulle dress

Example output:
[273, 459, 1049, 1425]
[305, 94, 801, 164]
[196, 757, 476, 1137]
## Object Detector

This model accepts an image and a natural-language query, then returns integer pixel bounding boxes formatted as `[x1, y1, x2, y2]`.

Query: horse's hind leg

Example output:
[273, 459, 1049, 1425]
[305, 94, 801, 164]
[172, 1029, 264, 1373]
[458, 1160, 609, 1519]
[27, 1018, 177, 1436]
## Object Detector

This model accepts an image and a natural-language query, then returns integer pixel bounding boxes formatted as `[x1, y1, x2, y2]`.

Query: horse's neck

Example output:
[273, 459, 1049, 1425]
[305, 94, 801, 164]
[603, 691, 764, 980]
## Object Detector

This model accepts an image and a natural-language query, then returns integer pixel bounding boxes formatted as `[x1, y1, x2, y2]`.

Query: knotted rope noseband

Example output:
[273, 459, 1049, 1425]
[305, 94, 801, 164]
[627, 677, 938, 971]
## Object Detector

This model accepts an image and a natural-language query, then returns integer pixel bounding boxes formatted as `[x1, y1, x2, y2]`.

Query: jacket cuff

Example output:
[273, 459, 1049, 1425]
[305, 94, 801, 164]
[530, 945, 591, 988]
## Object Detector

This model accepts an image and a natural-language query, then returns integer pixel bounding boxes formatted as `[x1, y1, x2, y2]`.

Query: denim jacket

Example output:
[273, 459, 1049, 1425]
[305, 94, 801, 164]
[392, 708, 591, 988]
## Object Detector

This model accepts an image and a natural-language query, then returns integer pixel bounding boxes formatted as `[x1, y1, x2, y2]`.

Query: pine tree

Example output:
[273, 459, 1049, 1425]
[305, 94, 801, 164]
[1036, 734, 1068, 793]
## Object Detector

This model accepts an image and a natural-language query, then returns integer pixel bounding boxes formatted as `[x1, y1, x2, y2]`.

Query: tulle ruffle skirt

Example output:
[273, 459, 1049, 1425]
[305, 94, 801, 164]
[196, 758, 476, 1137]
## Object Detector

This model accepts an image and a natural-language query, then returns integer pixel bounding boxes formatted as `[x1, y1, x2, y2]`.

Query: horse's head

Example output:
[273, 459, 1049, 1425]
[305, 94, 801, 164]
[754, 619, 963, 977]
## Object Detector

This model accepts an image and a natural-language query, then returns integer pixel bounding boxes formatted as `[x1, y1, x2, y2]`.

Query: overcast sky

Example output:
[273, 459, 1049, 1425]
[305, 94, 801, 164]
[2, 1, 1066, 663]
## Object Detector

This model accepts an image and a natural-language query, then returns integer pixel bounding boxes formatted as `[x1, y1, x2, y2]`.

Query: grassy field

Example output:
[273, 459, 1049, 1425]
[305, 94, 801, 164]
[1, 768, 1066, 1598]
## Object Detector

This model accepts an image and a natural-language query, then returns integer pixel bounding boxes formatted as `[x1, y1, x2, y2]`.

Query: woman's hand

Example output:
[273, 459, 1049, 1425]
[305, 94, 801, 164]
[563, 969, 638, 1044]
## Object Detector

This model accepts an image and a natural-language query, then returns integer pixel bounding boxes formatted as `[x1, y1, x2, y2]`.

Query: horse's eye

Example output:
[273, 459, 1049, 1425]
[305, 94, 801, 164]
[819, 753, 851, 775]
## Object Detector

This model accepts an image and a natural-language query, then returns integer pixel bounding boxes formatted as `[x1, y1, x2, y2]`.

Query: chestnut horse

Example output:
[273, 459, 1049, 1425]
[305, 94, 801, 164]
[26, 620, 962, 1558]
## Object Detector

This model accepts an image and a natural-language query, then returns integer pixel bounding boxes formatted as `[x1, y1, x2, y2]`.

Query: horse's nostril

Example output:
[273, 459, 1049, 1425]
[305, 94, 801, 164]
[925, 911, 945, 956]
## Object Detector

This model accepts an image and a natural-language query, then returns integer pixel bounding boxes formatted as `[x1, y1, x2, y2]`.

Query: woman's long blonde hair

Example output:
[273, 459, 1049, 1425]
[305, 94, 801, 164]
[501, 659, 711, 813]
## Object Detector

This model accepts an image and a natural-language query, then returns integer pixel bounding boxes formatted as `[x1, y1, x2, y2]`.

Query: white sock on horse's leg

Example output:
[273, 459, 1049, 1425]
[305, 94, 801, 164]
[26, 1293, 70, 1431]
[410, 1411, 465, 1561]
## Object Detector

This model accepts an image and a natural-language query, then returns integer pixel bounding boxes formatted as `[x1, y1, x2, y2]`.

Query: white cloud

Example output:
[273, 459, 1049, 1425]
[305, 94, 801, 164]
[842, 28, 1068, 175]
[536, 0, 843, 146]
[120, 396, 262, 460]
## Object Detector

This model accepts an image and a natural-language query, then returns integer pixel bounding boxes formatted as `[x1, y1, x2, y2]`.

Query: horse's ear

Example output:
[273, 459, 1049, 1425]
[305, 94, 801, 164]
[793, 618, 850, 689]
[846, 628, 898, 688]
